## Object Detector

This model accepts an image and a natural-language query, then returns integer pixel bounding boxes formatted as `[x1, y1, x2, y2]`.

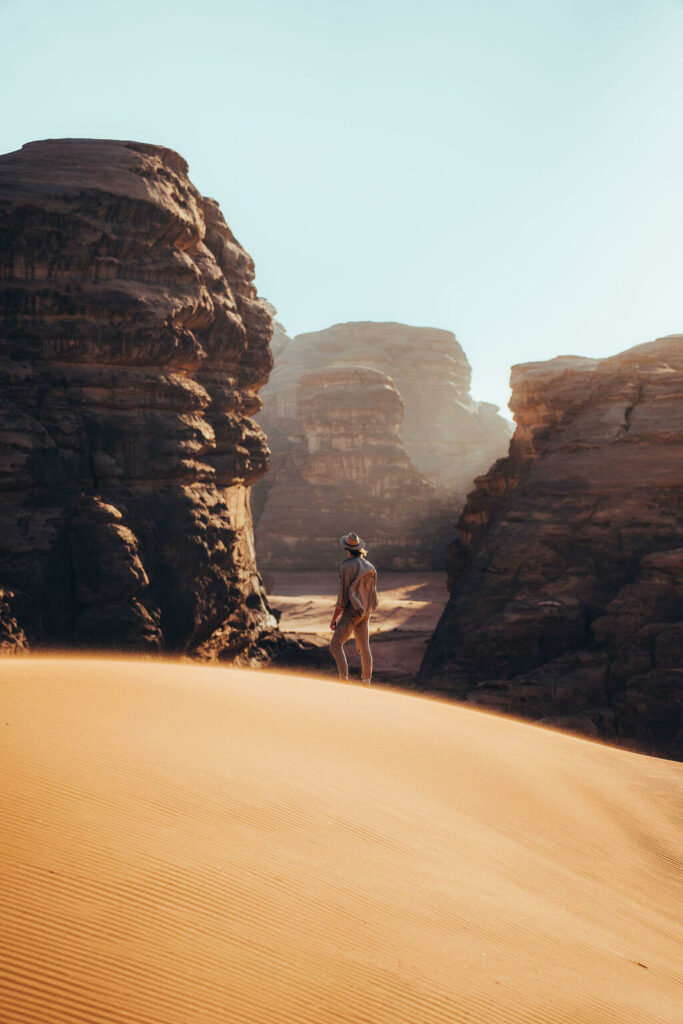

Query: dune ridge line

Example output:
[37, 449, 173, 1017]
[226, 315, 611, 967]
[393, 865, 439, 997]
[1, 657, 682, 1024]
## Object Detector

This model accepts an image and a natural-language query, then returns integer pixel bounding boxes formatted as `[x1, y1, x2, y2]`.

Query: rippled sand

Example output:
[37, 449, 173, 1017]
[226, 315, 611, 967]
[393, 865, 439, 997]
[1, 657, 681, 1023]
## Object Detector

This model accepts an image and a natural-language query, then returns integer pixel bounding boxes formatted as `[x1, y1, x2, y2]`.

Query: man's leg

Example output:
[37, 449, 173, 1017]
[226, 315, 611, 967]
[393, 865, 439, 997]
[330, 612, 354, 680]
[353, 617, 373, 684]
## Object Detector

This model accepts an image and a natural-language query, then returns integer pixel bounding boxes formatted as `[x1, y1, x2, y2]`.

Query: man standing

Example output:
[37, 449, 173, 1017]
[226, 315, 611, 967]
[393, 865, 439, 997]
[330, 532, 378, 685]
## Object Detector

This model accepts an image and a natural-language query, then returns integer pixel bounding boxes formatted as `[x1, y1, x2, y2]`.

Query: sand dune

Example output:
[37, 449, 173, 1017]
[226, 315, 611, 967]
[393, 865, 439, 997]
[1, 658, 682, 1024]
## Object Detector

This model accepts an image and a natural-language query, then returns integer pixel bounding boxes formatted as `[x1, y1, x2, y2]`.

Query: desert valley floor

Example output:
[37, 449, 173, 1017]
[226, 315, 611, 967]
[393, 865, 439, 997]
[1, 656, 681, 1024]
[268, 570, 448, 685]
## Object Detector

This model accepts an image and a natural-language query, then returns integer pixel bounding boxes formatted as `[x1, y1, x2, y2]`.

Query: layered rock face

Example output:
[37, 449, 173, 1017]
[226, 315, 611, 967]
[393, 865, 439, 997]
[0, 138, 276, 657]
[259, 322, 511, 490]
[256, 365, 450, 569]
[420, 337, 683, 758]
[255, 322, 510, 569]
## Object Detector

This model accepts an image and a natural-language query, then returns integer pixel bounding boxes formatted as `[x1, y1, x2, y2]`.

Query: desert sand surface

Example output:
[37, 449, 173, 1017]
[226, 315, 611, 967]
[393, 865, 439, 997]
[1, 657, 682, 1024]
[269, 571, 448, 682]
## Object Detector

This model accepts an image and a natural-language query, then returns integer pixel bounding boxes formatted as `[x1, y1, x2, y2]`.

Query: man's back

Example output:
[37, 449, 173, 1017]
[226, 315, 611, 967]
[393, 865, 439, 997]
[338, 555, 374, 608]
[339, 556, 377, 619]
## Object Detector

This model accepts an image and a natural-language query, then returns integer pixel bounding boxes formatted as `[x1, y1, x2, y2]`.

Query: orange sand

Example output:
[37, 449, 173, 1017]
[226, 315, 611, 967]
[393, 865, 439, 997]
[1, 657, 682, 1024]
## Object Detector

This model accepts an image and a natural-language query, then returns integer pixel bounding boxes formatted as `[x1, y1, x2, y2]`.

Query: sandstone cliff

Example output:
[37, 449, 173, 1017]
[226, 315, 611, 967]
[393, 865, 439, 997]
[0, 138, 276, 657]
[255, 321, 510, 569]
[420, 337, 683, 758]
[256, 364, 452, 569]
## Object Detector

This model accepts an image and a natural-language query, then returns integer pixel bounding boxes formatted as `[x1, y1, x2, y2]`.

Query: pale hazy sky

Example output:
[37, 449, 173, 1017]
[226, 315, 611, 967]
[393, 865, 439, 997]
[2, 0, 681, 412]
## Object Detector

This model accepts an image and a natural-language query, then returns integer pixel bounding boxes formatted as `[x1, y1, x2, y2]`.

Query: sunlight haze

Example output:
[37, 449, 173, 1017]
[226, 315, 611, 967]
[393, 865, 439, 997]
[2, 0, 681, 412]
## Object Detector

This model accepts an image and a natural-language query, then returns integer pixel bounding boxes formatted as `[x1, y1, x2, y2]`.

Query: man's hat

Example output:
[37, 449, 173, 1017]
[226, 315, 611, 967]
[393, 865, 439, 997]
[339, 531, 365, 550]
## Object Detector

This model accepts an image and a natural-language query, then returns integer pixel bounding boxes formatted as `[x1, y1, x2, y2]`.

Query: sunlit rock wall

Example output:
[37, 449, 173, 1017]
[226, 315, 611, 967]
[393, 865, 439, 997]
[255, 321, 511, 569]
[420, 337, 683, 757]
[256, 365, 452, 569]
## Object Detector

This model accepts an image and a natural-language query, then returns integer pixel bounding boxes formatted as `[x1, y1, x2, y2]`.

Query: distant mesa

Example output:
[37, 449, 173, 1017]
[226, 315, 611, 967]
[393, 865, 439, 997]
[0, 138, 277, 657]
[254, 320, 512, 569]
[419, 336, 683, 759]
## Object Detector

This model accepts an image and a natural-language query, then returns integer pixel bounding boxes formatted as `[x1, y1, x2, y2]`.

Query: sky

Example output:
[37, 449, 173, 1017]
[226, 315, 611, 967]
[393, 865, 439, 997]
[1, 0, 681, 413]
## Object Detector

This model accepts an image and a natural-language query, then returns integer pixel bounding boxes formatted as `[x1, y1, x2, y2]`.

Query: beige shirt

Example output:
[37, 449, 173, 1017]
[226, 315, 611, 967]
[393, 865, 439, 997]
[336, 555, 376, 611]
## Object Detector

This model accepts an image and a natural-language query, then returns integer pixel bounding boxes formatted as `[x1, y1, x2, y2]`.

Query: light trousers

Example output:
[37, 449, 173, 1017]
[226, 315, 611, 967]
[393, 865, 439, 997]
[330, 610, 373, 682]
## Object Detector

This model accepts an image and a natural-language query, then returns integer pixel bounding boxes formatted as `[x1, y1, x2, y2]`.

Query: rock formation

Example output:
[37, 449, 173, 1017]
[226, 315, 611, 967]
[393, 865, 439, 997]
[419, 337, 683, 758]
[256, 364, 452, 569]
[0, 590, 27, 652]
[0, 138, 277, 658]
[255, 321, 511, 569]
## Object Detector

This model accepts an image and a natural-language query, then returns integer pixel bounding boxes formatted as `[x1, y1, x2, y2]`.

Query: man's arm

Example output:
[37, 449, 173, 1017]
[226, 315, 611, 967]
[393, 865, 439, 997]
[330, 567, 346, 630]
